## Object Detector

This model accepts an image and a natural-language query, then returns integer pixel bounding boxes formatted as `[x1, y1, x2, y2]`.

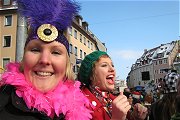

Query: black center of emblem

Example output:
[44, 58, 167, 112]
[43, 29, 52, 36]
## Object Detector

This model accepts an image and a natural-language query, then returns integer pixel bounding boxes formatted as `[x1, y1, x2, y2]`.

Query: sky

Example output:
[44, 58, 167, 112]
[77, 0, 179, 80]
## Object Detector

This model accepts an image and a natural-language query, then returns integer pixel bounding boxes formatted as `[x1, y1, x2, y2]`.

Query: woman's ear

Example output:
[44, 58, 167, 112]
[90, 76, 93, 81]
[90, 73, 97, 86]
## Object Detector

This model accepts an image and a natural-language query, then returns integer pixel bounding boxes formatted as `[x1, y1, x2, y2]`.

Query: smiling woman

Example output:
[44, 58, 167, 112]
[0, 0, 91, 119]
[23, 40, 68, 93]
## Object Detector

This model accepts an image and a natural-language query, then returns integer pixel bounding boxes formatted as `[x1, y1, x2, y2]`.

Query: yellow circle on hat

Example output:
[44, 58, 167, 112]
[37, 24, 58, 42]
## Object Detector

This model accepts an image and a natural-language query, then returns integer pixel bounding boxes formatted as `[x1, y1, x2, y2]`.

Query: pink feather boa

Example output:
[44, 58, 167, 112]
[1, 62, 92, 119]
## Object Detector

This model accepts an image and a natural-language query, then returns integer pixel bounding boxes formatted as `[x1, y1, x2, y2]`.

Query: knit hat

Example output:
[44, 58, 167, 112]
[78, 51, 108, 87]
[163, 71, 180, 94]
[17, 0, 80, 52]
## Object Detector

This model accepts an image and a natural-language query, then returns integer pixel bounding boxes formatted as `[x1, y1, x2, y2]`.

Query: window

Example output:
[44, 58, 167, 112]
[84, 26, 88, 31]
[80, 49, 82, 58]
[157, 53, 163, 58]
[84, 37, 86, 45]
[74, 30, 77, 39]
[88, 40, 90, 48]
[154, 70, 157, 74]
[69, 44, 73, 53]
[3, 0, 11, 6]
[80, 34, 82, 43]
[3, 36, 11, 47]
[159, 60, 162, 64]
[3, 58, 10, 68]
[160, 69, 164, 73]
[68, 27, 72, 35]
[74, 46, 77, 56]
[141, 71, 150, 80]
[91, 43, 93, 50]
[79, 19, 82, 26]
[5, 15, 12, 26]
[163, 59, 167, 64]
[166, 52, 170, 55]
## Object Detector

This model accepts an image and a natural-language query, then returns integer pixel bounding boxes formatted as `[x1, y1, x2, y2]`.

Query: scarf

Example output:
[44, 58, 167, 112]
[89, 86, 113, 117]
[1, 62, 92, 120]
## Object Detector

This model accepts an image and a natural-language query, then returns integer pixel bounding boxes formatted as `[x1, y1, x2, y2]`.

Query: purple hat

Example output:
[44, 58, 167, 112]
[17, 0, 80, 52]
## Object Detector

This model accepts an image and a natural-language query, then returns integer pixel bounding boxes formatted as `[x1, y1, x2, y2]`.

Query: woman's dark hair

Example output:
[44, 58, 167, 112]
[151, 92, 177, 120]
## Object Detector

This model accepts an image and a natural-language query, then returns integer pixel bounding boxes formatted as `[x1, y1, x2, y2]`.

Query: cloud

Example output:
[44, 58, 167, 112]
[107, 49, 143, 79]
[109, 50, 143, 60]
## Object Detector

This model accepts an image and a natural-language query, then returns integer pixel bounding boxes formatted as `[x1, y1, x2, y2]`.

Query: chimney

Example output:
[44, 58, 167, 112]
[144, 49, 147, 53]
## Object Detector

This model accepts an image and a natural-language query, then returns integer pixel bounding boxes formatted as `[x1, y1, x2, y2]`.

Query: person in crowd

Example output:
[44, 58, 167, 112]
[171, 71, 180, 120]
[0, 0, 91, 119]
[78, 50, 147, 120]
[149, 69, 180, 120]
[124, 88, 148, 120]
[171, 93, 180, 120]
[124, 88, 133, 106]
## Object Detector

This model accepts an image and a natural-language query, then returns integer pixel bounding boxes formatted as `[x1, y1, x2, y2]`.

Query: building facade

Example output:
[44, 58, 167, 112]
[0, 0, 107, 77]
[173, 40, 180, 73]
[0, 0, 17, 70]
[127, 40, 180, 88]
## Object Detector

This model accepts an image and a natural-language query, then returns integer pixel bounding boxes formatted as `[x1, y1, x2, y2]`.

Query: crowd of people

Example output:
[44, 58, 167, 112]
[122, 69, 180, 120]
[0, 0, 179, 120]
[149, 70, 180, 120]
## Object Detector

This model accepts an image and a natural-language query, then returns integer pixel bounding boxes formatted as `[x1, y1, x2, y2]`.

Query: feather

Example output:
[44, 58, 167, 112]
[1, 62, 92, 119]
[17, 0, 80, 32]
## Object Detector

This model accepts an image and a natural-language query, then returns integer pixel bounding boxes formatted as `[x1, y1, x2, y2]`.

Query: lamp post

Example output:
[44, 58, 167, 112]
[15, 13, 27, 62]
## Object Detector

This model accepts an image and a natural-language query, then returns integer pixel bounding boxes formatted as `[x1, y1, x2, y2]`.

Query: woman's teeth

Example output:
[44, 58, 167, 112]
[107, 75, 114, 79]
[36, 71, 52, 76]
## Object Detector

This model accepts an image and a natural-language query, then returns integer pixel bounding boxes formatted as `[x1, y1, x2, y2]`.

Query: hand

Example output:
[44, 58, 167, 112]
[111, 92, 131, 120]
[132, 103, 148, 120]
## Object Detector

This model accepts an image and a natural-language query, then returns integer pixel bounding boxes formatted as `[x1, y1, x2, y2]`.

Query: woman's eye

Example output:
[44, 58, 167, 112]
[52, 51, 61, 55]
[101, 64, 107, 67]
[30, 48, 40, 52]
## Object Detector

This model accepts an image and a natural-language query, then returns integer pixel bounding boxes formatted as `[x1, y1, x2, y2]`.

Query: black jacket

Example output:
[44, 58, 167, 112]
[0, 85, 65, 120]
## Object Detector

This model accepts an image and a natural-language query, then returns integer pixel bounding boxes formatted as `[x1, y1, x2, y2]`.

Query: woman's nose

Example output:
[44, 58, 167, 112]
[38, 51, 51, 65]
[109, 65, 115, 72]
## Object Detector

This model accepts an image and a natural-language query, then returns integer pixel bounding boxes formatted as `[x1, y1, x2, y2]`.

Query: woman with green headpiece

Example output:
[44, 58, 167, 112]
[78, 50, 148, 120]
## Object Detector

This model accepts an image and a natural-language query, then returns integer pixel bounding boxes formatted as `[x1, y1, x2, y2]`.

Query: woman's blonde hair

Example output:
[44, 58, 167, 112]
[65, 53, 74, 80]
